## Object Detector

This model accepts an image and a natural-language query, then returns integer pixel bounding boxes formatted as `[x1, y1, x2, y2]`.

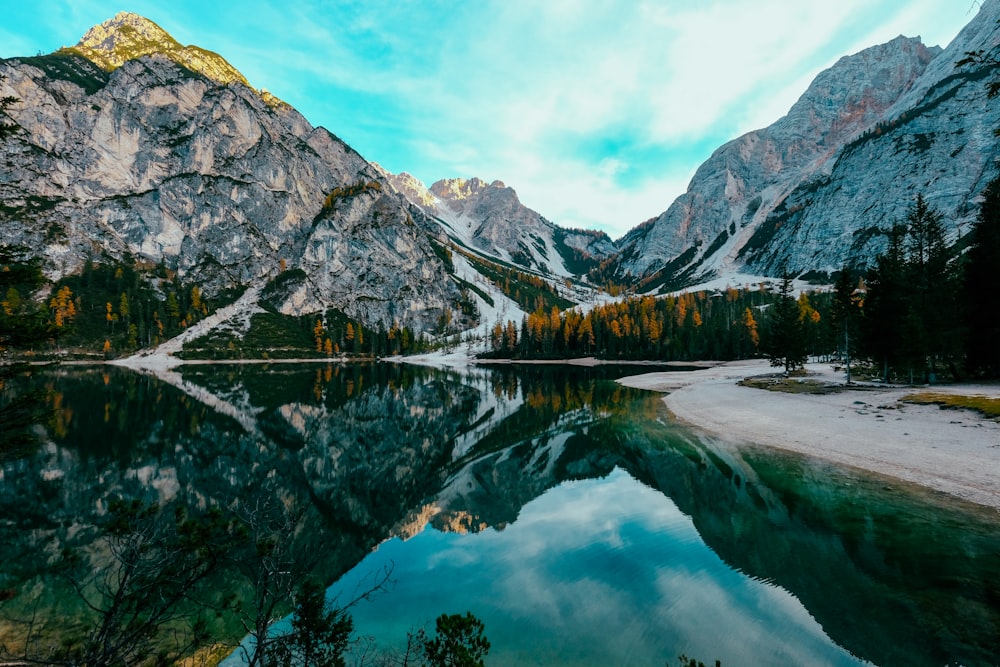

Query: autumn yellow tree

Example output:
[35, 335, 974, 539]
[191, 286, 204, 315]
[742, 307, 760, 354]
[345, 323, 355, 346]
[490, 322, 504, 351]
[504, 320, 518, 351]
[313, 320, 326, 353]
[49, 286, 76, 328]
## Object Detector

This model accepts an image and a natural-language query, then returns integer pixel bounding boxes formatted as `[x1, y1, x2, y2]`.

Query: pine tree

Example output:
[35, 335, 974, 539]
[165, 291, 181, 320]
[905, 194, 956, 380]
[420, 612, 490, 667]
[762, 274, 806, 373]
[964, 176, 1000, 377]
[280, 579, 353, 667]
[0, 77, 17, 140]
[830, 268, 862, 383]
[863, 224, 908, 381]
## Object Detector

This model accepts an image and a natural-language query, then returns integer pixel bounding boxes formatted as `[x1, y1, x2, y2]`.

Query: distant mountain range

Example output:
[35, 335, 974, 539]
[2, 3, 999, 339]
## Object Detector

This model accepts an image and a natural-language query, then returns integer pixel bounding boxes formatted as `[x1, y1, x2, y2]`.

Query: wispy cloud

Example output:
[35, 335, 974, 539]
[1, 0, 976, 236]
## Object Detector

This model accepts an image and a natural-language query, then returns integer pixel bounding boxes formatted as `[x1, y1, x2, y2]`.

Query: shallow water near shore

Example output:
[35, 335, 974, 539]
[3, 362, 998, 666]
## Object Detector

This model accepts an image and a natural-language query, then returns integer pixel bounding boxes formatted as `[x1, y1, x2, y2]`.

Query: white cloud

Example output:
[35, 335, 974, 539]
[505, 160, 691, 238]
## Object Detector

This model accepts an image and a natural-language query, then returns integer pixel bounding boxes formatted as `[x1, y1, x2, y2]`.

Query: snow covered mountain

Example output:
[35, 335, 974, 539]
[613, 0, 1000, 290]
[381, 170, 616, 279]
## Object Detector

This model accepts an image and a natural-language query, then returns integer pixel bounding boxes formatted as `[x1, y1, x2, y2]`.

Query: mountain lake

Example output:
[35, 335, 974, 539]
[1, 362, 998, 666]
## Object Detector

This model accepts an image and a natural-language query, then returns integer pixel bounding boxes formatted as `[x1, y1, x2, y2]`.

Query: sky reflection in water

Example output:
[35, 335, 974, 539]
[333, 468, 865, 666]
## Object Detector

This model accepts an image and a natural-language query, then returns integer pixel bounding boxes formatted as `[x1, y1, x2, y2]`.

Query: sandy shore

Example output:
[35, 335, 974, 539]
[619, 359, 1000, 511]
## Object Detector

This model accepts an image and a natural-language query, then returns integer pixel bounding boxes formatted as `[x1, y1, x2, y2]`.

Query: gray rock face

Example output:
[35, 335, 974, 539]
[617, 0, 1000, 285]
[386, 172, 617, 278]
[0, 15, 463, 332]
[741, 5, 1000, 275]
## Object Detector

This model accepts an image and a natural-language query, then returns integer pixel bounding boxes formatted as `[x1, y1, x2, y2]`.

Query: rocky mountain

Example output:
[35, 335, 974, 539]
[615, 0, 1000, 289]
[0, 12, 464, 332]
[382, 170, 617, 278]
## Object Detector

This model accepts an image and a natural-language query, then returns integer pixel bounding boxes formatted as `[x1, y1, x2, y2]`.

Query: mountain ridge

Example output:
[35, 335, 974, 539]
[611, 0, 1000, 289]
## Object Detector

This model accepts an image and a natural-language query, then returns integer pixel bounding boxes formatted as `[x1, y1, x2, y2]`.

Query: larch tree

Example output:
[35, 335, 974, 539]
[740, 307, 759, 357]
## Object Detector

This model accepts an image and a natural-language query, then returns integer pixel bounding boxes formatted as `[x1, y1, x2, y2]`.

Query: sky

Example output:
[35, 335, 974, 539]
[0, 1, 979, 238]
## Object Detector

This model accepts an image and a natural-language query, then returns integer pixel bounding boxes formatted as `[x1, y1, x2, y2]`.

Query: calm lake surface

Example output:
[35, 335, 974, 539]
[1, 362, 998, 666]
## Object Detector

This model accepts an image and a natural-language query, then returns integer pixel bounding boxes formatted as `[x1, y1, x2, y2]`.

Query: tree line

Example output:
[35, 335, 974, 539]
[1, 253, 220, 357]
[484, 285, 830, 363]
[840, 184, 1000, 381]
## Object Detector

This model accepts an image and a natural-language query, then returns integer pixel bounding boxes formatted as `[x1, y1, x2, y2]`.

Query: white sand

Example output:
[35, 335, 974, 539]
[619, 360, 1000, 510]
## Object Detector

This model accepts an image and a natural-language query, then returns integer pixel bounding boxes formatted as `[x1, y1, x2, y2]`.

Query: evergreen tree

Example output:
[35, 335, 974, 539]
[862, 196, 961, 382]
[863, 224, 909, 381]
[0, 77, 17, 140]
[421, 612, 491, 667]
[762, 274, 806, 373]
[830, 267, 862, 383]
[278, 579, 354, 667]
[905, 194, 958, 380]
[0, 245, 49, 348]
[964, 176, 1000, 377]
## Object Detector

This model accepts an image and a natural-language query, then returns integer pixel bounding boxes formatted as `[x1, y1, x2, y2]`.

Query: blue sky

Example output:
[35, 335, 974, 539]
[1, 1, 977, 237]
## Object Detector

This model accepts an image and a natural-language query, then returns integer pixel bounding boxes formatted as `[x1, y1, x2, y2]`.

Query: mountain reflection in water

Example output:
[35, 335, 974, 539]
[1, 362, 997, 666]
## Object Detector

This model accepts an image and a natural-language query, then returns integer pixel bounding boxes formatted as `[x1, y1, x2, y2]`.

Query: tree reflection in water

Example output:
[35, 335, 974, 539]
[0, 362, 997, 666]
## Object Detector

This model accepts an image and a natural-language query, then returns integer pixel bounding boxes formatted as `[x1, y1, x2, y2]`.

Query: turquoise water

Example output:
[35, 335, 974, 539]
[3, 363, 998, 666]
[332, 468, 866, 666]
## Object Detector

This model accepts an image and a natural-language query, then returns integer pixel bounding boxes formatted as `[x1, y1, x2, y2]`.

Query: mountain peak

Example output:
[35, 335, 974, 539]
[70, 12, 252, 89]
[77, 12, 179, 60]
[429, 177, 515, 202]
